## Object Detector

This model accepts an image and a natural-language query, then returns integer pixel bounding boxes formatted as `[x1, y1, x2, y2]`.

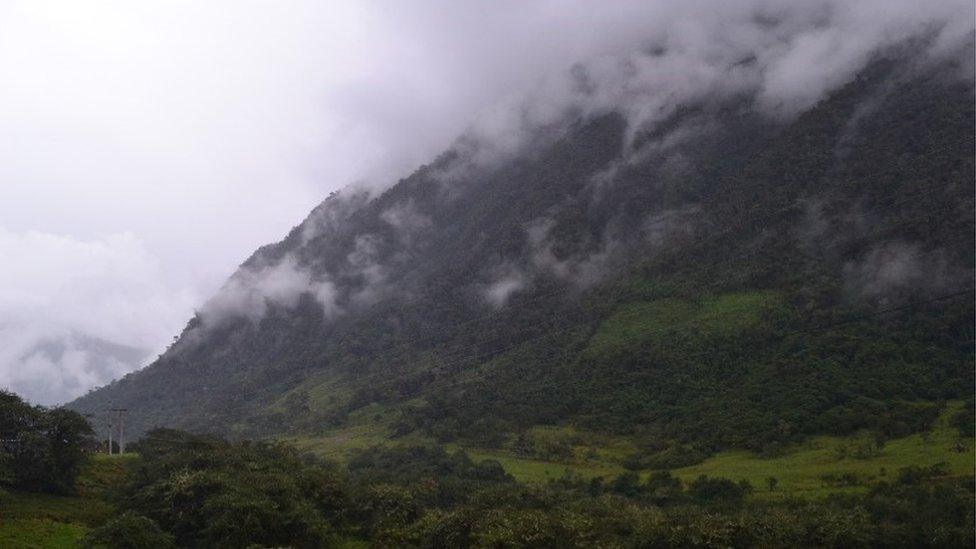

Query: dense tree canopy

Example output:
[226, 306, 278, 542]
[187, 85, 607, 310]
[0, 390, 94, 494]
[97, 432, 976, 547]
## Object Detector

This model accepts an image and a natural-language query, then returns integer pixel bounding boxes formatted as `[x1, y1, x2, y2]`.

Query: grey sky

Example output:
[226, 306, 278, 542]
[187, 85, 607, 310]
[0, 0, 971, 405]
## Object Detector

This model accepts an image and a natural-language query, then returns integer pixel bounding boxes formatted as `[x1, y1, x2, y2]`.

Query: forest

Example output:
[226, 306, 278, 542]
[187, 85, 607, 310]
[1, 396, 973, 547]
[2, 1, 974, 546]
[29, 23, 976, 549]
[71, 49, 975, 459]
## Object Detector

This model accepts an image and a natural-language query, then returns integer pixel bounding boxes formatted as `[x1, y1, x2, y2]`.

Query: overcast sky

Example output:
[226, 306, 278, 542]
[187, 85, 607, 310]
[0, 0, 687, 404]
[1, 0, 972, 405]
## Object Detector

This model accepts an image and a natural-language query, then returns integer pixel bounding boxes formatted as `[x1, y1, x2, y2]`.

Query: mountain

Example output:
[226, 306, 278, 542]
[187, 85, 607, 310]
[70, 42, 974, 464]
[1, 328, 149, 406]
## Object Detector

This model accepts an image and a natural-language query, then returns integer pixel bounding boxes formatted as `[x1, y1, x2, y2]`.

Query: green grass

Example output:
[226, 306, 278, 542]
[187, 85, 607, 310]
[74, 454, 135, 499]
[0, 491, 97, 547]
[0, 491, 112, 525]
[585, 290, 783, 359]
[286, 422, 394, 460]
[465, 449, 623, 483]
[291, 400, 973, 497]
[0, 453, 132, 548]
[462, 402, 973, 497]
[672, 401, 974, 498]
[283, 404, 433, 462]
[0, 519, 88, 549]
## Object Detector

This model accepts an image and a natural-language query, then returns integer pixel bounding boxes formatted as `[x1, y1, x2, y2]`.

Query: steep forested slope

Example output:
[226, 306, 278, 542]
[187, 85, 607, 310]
[71, 47, 974, 463]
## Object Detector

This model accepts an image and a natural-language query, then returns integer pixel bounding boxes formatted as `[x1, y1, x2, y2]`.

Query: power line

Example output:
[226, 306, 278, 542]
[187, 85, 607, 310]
[108, 408, 128, 454]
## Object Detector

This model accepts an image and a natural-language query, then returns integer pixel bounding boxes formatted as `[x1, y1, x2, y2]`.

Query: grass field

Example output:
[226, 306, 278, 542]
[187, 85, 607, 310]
[1, 403, 970, 546]
[0, 518, 88, 549]
[672, 401, 974, 498]
[465, 449, 624, 483]
[291, 401, 973, 498]
[0, 454, 132, 548]
[460, 402, 975, 498]
[584, 291, 783, 359]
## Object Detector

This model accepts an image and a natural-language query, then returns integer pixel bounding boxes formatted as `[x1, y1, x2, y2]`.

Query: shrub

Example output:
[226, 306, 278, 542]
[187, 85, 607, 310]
[688, 475, 752, 504]
[82, 512, 175, 549]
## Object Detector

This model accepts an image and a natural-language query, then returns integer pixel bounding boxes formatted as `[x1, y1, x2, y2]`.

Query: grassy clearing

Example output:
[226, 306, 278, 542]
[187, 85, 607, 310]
[291, 401, 973, 497]
[74, 453, 136, 499]
[0, 453, 131, 547]
[0, 519, 88, 549]
[0, 490, 112, 525]
[287, 422, 393, 460]
[461, 402, 973, 496]
[465, 449, 623, 483]
[673, 401, 974, 498]
[284, 404, 434, 462]
[585, 290, 782, 359]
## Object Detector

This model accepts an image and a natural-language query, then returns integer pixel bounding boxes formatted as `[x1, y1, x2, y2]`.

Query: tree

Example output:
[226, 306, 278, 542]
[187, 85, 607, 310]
[688, 475, 752, 505]
[42, 408, 95, 493]
[0, 390, 94, 494]
[644, 470, 684, 504]
[82, 512, 176, 549]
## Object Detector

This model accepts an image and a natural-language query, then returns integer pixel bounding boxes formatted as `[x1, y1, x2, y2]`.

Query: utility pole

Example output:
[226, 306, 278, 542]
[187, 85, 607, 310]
[108, 408, 127, 454]
[82, 413, 95, 454]
[107, 413, 113, 455]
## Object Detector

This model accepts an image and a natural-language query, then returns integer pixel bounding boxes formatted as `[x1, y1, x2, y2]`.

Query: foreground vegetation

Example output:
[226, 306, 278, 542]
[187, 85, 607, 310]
[3, 428, 971, 548]
[5, 392, 970, 547]
[457, 402, 975, 495]
[6, 59, 975, 545]
[0, 462, 116, 548]
[287, 401, 973, 492]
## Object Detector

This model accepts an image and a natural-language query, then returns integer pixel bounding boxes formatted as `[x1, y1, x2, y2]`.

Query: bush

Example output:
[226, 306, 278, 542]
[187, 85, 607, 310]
[82, 512, 175, 549]
[644, 470, 684, 504]
[624, 443, 708, 470]
[119, 430, 345, 548]
[687, 475, 752, 504]
[0, 391, 94, 494]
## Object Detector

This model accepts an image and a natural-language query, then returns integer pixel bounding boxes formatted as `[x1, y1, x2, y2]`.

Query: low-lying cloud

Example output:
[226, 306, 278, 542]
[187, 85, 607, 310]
[2, 1, 971, 402]
[482, 264, 528, 309]
[0, 227, 196, 404]
[199, 255, 338, 326]
[440, 0, 974, 177]
[844, 241, 964, 304]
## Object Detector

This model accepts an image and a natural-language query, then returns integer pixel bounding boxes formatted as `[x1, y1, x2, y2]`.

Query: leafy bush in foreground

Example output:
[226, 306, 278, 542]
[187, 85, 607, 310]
[82, 512, 175, 549]
[119, 429, 348, 548]
[0, 390, 94, 494]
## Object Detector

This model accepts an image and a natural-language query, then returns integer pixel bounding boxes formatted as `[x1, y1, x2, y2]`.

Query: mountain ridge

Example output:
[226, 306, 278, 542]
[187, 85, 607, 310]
[70, 44, 974, 461]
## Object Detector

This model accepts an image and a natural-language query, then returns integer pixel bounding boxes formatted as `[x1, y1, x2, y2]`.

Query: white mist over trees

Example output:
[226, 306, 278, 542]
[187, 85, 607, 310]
[0, 0, 972, 404]
[186, 0, 974, 330]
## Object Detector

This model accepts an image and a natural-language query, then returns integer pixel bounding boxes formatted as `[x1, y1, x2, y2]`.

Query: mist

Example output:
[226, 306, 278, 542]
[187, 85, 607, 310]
[1, 0, 972, 404]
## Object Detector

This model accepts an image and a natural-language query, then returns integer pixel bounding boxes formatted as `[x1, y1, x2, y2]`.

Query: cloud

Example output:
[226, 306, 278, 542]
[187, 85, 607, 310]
[524, 217, 621, 290]
[843, 241, 962, 304]
[381, 200, 433, 246]
[482, 265, 527, 309]
[199, 255, 338, 327]
[0, 326, 146, 407]
[300, 190, 373, 246]
[441, 0, 974, 169]
[0, 227, 196, 404]
[642, 207, 700, 249]
[345, 234, 389, 306]
[0, 0, 971, 400]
